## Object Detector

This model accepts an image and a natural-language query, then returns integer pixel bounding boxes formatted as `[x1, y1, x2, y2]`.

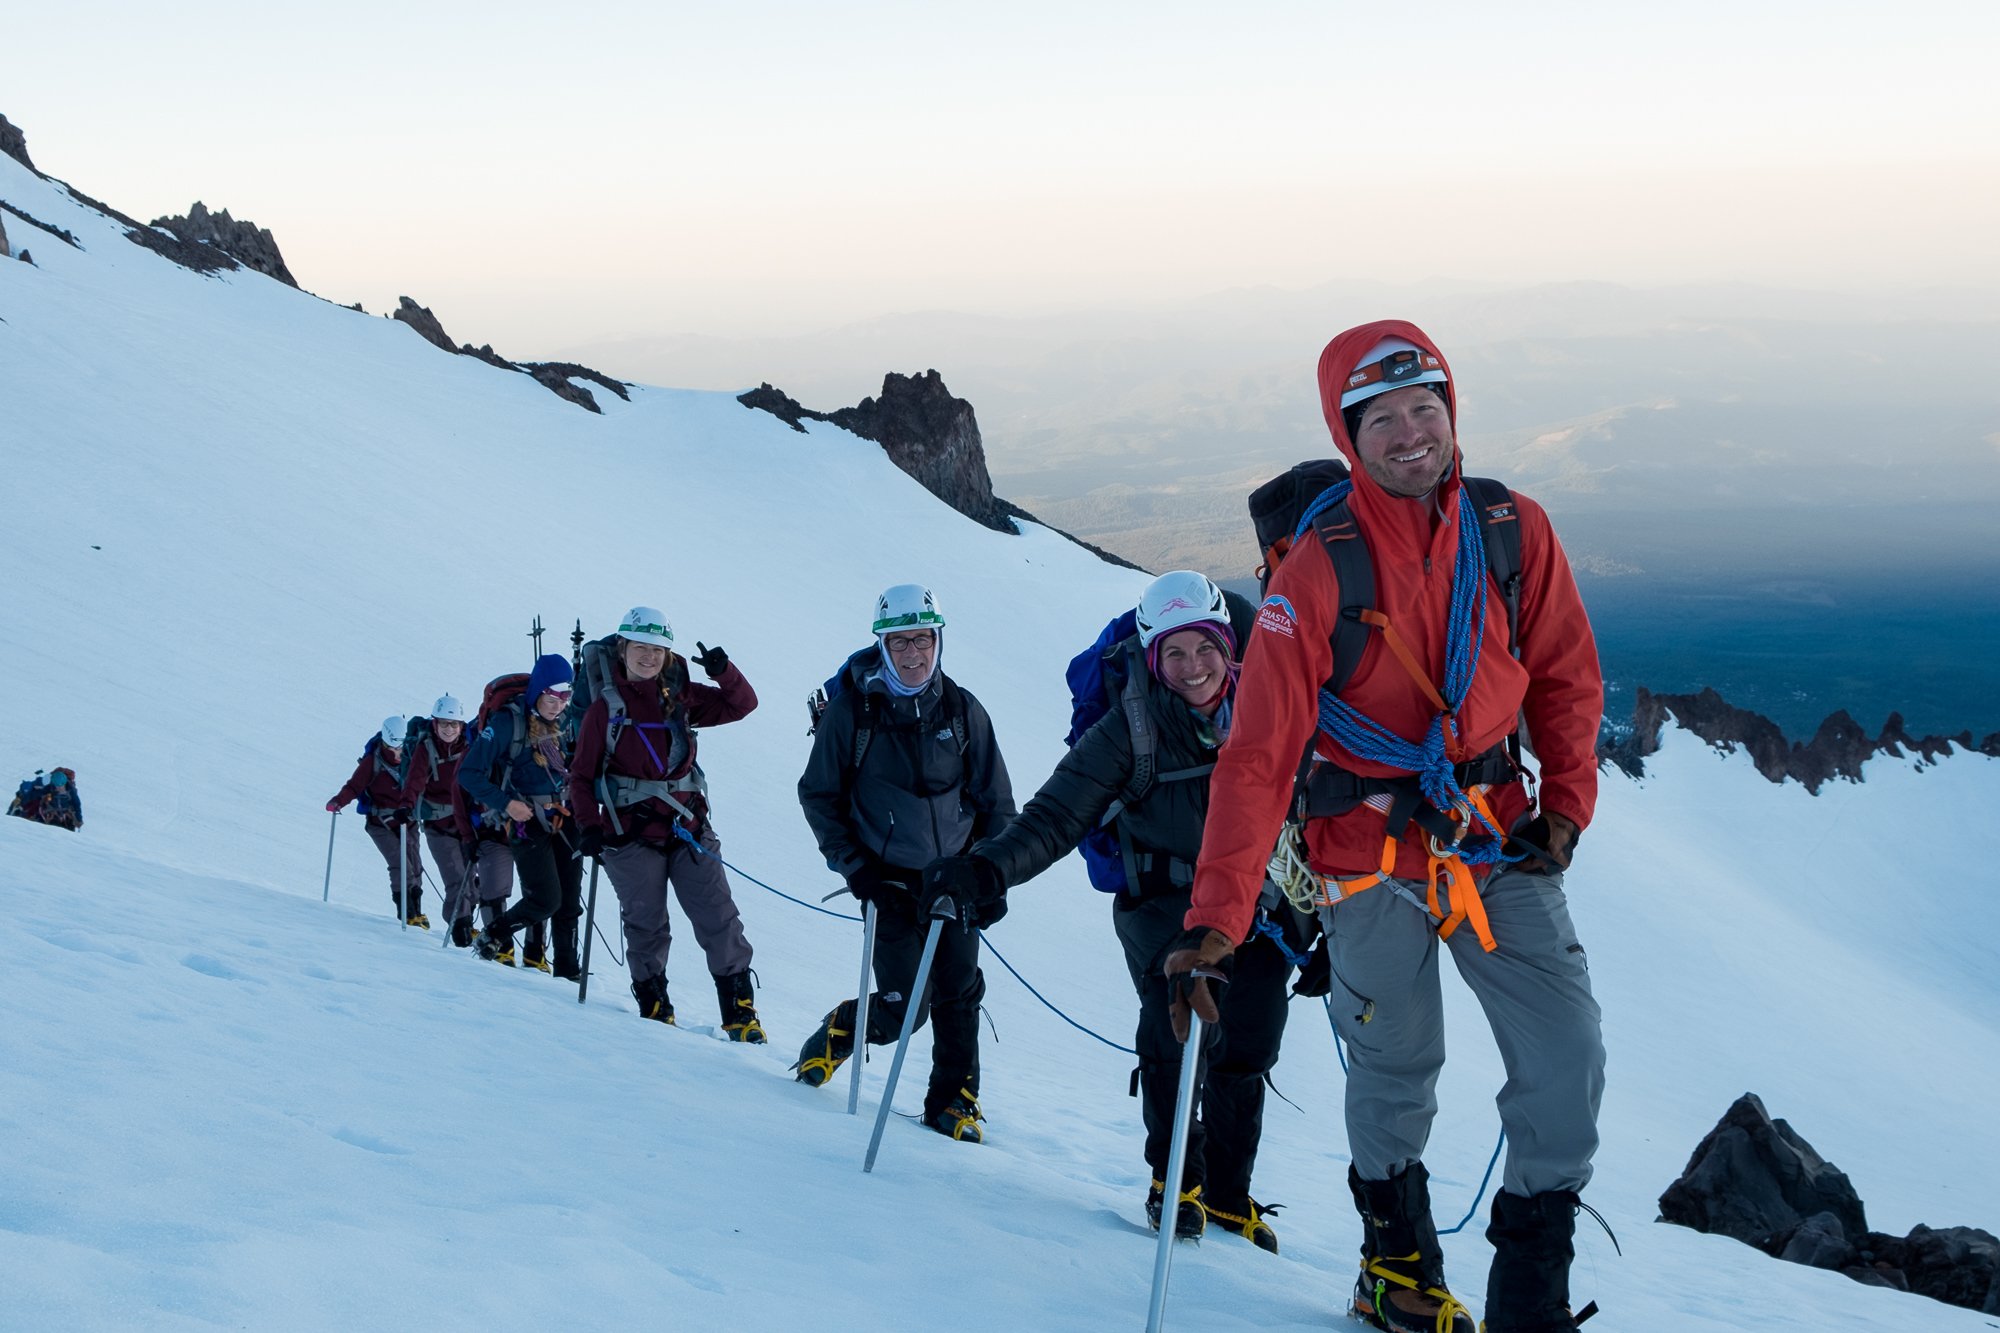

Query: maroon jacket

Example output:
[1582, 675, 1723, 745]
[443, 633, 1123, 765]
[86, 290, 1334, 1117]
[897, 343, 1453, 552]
[397, 729, 468, 832]
[330, 743, 411, 825]
[569, 660, 757, 845]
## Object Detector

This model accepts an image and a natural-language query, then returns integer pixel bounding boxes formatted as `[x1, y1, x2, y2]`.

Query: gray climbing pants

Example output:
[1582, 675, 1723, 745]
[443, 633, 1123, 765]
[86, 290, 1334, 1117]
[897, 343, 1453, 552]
[1320, 865, 1604, 1198]
[602, 827, 753, 984]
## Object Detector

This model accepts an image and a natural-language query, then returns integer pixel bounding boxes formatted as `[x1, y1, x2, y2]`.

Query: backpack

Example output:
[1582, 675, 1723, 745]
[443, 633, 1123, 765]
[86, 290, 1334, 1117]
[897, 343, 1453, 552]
[455, 673, 530, 828]
[1247, 459, 1525, 819]
[1062, 592, 1255, 895]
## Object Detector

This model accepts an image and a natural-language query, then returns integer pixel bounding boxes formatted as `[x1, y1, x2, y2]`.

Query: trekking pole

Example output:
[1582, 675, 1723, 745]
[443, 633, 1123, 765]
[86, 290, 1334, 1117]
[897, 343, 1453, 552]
[1146, 1008, 1209, 1333]
[863, 898, 956, 1173]
[847, 900, 880, 1117]
[322, 812, 338, 903]
[577, 855, 602, 1005]
[397, 820, 408, 930]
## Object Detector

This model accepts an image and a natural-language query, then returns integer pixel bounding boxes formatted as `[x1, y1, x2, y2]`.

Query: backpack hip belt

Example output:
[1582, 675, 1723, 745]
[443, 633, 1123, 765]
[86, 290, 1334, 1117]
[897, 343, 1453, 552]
[415, 797, 455, 825]
[1313, 782, 1507, 952]
[597, 770, 704, 837]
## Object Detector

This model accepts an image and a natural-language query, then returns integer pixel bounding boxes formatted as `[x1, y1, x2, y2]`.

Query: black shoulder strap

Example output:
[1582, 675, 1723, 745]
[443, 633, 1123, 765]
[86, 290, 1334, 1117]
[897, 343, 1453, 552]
[1309, 495, 1376, 695]
[941, 677, 971, 778]
[1462, 476, 1523, 658]
[1118, 650, 1157, 803]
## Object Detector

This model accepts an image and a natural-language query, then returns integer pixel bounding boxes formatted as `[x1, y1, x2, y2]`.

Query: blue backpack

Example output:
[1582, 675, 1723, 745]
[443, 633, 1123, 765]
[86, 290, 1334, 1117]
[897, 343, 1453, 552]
[1065, 610, 1144, 893]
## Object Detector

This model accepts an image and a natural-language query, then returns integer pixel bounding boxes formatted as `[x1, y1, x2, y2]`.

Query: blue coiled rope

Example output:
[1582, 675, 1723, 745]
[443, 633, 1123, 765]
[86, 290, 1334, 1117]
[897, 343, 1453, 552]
[1294, 480, 1510, 863]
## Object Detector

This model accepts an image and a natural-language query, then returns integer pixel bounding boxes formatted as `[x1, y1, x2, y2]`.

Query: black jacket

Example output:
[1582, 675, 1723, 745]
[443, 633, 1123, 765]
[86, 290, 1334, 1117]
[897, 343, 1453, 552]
[798, 647, 1015, 880]
[976, 639, 1221, 900]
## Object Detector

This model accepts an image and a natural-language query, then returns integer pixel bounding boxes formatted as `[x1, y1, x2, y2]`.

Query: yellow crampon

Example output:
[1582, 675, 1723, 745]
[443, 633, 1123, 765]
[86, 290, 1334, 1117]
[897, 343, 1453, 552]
[723, 1016, 767, 1044]
[1203, 1198, 1279, 1253]
[793, 1016, 853, 1086]
[1359, 1255, 1474, 1333]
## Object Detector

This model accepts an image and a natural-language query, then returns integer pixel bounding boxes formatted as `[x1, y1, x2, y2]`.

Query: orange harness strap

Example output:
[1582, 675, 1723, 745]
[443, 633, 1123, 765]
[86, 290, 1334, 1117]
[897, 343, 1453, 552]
[1317, 789, 1503, 954]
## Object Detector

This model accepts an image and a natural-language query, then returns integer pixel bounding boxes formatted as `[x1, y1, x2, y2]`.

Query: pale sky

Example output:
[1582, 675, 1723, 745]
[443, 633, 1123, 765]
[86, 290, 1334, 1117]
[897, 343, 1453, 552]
[8, 0, 1997, 350]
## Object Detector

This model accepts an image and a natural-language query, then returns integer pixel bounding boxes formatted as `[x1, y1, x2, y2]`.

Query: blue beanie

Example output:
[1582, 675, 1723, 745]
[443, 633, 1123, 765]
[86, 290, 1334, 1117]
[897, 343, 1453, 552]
[526, 653, 574, 705]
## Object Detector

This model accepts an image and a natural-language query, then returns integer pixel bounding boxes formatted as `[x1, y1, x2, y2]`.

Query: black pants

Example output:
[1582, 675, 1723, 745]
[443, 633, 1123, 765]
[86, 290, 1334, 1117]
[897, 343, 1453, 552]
[489, 822, 583, 953]
[1113, 891, 1290, 1209]
[861, 893, 985, 1120]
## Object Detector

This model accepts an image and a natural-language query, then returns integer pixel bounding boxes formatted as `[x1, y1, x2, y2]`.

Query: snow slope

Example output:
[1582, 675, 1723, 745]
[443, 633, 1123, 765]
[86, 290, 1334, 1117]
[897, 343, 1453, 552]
[4, 150, 1999, 1331]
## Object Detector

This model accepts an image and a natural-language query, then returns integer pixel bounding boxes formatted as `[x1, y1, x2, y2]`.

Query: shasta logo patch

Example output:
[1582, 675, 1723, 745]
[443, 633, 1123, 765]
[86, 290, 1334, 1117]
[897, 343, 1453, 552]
[1255, 594, 1298, 638]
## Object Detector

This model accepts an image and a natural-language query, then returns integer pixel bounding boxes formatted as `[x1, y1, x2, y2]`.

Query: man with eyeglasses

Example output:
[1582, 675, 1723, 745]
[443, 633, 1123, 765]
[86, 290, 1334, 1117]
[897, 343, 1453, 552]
[1168, 322, 1606, 1332]
[794, 584, 1016, 1143]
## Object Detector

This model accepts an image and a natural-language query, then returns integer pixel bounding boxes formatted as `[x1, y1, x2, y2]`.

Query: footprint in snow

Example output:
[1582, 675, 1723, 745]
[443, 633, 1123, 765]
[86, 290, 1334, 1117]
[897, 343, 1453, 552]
[333, 1128, 413, 1156]
[181, 953, 259, 983]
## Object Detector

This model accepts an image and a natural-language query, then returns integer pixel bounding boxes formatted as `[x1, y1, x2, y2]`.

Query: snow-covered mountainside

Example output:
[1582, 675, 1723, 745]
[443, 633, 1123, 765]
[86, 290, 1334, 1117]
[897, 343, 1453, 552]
[5, 148, 1998, 1331]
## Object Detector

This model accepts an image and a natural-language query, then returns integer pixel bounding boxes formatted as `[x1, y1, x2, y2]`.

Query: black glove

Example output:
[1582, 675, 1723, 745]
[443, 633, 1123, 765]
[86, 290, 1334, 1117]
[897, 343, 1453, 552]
[575, 825, 606, 858]
[1291, 936, 1332, 998]
[1162, 926, 1234, 1041]
[1507, 811, 1579, 874]
[845, 863, 889, 905]
[921, 855, 1002, 928]
[693, 641, 731, 679]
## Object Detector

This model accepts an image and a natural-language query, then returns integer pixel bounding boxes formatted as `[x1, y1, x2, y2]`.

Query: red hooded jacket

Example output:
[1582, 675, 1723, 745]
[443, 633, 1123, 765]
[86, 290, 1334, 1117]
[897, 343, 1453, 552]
[330, 743, 411, 825]
[397, 728, 467, 831]
[1186, 320, 1602, 945]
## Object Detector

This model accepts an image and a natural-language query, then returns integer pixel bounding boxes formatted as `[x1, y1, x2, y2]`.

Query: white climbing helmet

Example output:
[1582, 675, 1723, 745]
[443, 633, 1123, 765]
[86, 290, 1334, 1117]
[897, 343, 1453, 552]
[431, 695, 465, 723]
[1135, 570, 1229, 648]
[380, 715, 408, 750]
[873, 584, 945, 636]
[617, 606, 674, 648]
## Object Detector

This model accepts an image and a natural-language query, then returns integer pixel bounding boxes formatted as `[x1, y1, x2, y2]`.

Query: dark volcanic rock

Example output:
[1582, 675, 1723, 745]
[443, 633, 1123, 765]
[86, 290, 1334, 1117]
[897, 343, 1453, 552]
[392, 297, 457, 353]
[149, 202, 297, 287]
[524, 362, 630, 404]
[1609, 686, 1981, 791]
[0, 113, 34, 172]
[0, 211, 8, 258]
[826, 371, 1007, 532]
[1663, 1097, 2000, 1316]
[525, 364, 600, 413]
[738, 376, 1146, 570]
[1658, 1093, 1867, 1249]
[1, 200, 80, 249]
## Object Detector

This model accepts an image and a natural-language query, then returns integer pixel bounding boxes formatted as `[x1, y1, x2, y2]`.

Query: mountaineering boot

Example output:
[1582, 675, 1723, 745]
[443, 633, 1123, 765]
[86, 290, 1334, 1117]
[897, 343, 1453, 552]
[715, 970, 767, 1044]
[792, 1000, 856, 1086]
[1350, 1164, 1476, 1333]
[450, 916, 474, 949]
[521, 931, 552, 973]
[1145, 1180, 1206, 1241]
[405, 912, 431, 930]
[632, 974, 675, 1025]
[552, 923, 581, 981]
[1204, 1195, 1280, 1254]
[925, 1088, 984, 1143]
[1481, 1189, 1587, 1333]
[473, 926, 516, 966]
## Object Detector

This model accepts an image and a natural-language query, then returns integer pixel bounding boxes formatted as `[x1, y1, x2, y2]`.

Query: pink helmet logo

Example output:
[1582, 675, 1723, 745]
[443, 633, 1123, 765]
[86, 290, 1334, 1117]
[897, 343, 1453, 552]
[1160, 596, 1196, 612]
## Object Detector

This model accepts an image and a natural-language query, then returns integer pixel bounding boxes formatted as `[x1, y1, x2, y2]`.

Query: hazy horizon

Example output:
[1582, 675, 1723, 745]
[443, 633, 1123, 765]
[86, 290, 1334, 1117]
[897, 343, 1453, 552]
[10, 0, 1999, 350]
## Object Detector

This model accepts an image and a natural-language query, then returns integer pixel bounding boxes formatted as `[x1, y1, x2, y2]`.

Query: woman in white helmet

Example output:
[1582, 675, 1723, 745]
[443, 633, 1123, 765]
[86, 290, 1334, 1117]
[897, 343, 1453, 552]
[569, 607, 766, 1036]
[326, 715, 424, 924]
[398, 695, 480, 943]
[794, 584, 1017, 1142]
[923, 570, 1300, 1250]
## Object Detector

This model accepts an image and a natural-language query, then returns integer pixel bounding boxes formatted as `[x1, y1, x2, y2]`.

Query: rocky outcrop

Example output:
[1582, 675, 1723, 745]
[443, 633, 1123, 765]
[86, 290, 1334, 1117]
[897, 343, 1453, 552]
[390, 296, 627, 414]
[392, 296, 457, 353]
[738, 376, 1146, 570]
[1, 200, 80, 250]
[1662, 1094, 2000, 1315]
[740, 372, 1010, 531]
[1606, 686, 1993, 792]
[1, 211, 8, 259]
[149, 202, 297, 287]
[0, 113, 34, 173]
